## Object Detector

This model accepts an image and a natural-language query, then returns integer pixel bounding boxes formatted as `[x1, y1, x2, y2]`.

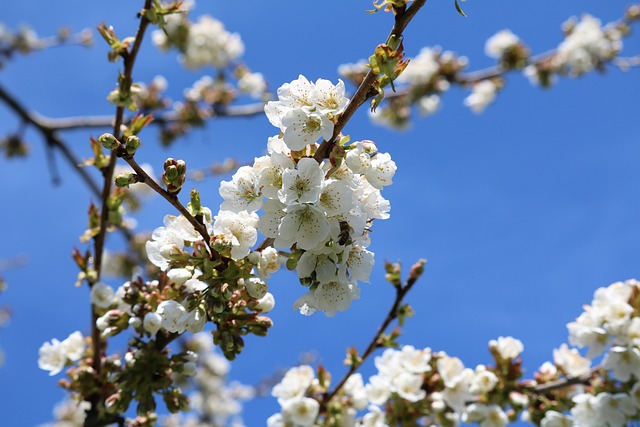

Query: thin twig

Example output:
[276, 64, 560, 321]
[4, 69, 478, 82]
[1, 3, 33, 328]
[320, 273, 420, 409]
[314, 0, 428, 163]
[86, 3, 153, 425]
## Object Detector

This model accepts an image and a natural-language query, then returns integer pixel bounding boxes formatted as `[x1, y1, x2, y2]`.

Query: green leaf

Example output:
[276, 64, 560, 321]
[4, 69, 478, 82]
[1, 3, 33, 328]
[455, 0, 467, 17]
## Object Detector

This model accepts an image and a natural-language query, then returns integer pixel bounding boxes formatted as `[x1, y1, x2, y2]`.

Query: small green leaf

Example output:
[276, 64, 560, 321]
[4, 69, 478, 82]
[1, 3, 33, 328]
[455, 0, 467, 17]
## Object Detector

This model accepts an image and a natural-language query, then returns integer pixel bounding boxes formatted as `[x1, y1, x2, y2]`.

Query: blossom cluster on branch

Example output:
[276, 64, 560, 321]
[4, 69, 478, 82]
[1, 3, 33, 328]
[0, 0, 634, 426]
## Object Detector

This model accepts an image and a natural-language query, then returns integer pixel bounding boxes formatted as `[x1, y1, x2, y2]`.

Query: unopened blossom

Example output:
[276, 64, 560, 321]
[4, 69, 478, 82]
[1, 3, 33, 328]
[255, 292, 276, 313]
[464, 80, 498, 114]
[242, 277, 268, 299]
[345, 143, 372, 174]
[485, 29, 521, 58]
[90, 282, 115, 309]
[282, 397, 320, 426]
[143, 312, 162, 336]
[490, 336, 523, 360]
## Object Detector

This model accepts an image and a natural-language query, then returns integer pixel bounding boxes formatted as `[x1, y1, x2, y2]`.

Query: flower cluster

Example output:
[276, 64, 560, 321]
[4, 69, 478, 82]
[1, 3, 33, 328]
[553, 15, 623, 76]
[267, 338, 526, 427]
[212, 75, 395, 316]
[38, 331, 87, 376]
[338, 7, 637, 128]
[152, 1, 243, 70]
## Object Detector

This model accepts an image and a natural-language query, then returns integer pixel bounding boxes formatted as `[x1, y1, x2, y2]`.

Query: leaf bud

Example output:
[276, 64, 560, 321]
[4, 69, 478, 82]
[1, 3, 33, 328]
[407, 258, 427, 286]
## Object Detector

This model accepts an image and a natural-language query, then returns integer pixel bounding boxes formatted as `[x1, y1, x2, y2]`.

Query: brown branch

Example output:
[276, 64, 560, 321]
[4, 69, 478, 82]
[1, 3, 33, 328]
[86, 3, 153, 426]
[533, 367, 601, 394]
[319, 270, 421, 410]
[122, 154, 212, 245]
[314, 0, 428, 163]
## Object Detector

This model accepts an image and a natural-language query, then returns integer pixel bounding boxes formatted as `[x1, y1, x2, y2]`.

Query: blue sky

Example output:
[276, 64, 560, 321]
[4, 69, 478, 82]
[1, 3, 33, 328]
[0, 0, 639, 425]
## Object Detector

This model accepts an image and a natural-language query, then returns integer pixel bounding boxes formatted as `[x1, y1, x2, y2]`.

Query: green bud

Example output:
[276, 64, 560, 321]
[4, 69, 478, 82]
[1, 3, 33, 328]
[98, 133, 120, 150]
[115, 172, 136, 188]
[125, 135, 141, 155]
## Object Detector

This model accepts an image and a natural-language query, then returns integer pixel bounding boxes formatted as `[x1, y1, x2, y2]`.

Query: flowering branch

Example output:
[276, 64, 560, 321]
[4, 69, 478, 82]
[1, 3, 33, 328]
[314, 0, 427, 162]
[320, 259, 426, 411]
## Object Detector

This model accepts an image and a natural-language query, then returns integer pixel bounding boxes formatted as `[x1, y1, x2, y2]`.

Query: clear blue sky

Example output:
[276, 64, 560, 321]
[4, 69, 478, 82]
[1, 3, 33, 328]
[0, 0, 638, 425]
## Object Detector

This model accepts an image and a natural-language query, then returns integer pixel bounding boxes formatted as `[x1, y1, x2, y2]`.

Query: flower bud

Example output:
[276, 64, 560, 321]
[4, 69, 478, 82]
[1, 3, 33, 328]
[114, 172, 136, 188]
[125, 135, 141, 155]
[98, 133, 120, 150]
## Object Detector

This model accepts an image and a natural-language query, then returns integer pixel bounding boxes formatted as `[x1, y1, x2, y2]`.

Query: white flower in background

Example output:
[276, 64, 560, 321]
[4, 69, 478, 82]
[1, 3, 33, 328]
[38, 331, 86, 376]
[238, 71, 267, 98]
[540, 410, 573, 427]
[417, 94, 441, 117]
[365, 375, 392, 406]
[61, 331, 86, 362]
[213, 210, 259, 260]
[555, 14, 622, 75]
[281, 397, 320, 426]
[392, 372, 426, 402]
[182, 15, 244, 69]
[90, 282, 115, 309]
[272, 365, 317, 404]
[553, 343, 591, 377]
[485, 29, 521, 58]
[344, 374, 369, 410]
[396, 47, 441, 85]
[399, 345, 432, 374]
[602, 346, 640, 382]
[490, 336, 523, 360]
[470, 365, 498, 394]
[464, 80, 498, 114]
